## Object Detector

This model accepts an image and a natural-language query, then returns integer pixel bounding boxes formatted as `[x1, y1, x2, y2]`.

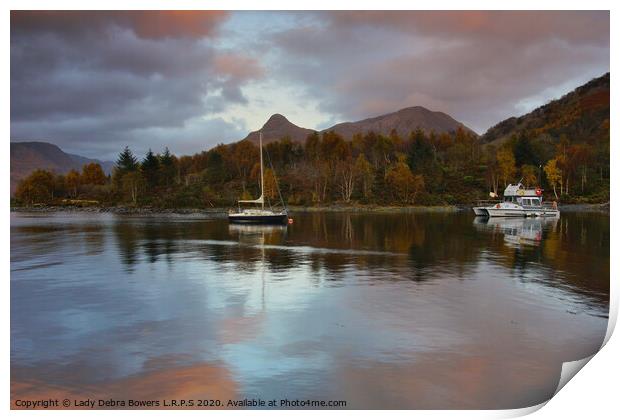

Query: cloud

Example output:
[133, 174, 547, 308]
[11, 10, 228, 40]
[269, 11, 609, 132]
[10, 11, 610, 159]
[328, 11, 609, 46]
[11, 11, 264, 159]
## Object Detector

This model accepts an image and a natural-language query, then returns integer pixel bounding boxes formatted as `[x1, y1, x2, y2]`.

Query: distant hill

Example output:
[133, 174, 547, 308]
[480, 73, 610, 145]
[243, 106, 477, 145]
[326, 106, 477, 139]
[241, 114, 315, 145]
[11, 141, 114, 193]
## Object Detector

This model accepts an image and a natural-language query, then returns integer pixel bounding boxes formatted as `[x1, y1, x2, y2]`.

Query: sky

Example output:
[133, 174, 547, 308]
[10, 10, 610, 160]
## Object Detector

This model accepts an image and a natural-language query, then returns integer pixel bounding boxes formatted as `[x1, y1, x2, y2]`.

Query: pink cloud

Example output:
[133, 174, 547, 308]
[11, 10, 229, 39]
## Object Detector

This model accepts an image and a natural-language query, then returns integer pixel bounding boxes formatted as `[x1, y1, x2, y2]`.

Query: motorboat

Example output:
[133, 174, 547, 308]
[472, 183, 559, 218]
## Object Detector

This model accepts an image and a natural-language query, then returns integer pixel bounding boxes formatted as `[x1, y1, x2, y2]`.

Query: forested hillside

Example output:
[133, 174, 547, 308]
[12, 74, 610, 208]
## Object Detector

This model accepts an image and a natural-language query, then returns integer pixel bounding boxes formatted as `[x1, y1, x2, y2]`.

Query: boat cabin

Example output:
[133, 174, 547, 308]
[503, 183, 543, 207]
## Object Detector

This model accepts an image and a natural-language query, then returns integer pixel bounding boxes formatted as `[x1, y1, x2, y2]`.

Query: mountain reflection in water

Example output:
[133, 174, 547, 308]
[11, 211, 609, 409]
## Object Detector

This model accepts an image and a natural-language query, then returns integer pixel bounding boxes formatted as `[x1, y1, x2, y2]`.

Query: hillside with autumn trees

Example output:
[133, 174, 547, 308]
[12, 74, 610, 209]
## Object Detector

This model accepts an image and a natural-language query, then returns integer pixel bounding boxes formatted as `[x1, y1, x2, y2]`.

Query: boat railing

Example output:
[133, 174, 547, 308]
[522, 202, 558, 210]
[475, 200, 501, 206]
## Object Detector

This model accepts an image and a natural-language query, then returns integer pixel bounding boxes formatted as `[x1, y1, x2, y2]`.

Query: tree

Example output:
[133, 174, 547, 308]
[141, 149, 160, 188]
[116, 146, 139, 173]
[66, 169, 81, 198]
[81, 163, 106, 185]
[263, 168, 278, 201]
[555, 135, 574, 195]
[385, 156, 425, 204]
[14, 169, 55, 205]
[354, 154, 374, 200]
[53, 174, 67, 199]
[121, 171, 144, 205]
[336, 158, 355, 203]
[304, 132, 329, 203]
[544, 158, 561, 199]
[407, 128, 434, 171]
[570, 144, 592, 193]
[229, 140, 258, 193]
[484, 144, 500, 195]
[496, 147, 516, 187]
[513, 132, 537, 167]
[445, 142, 469, 172]
[521, 164, 538, 188]
[159, 147, 176, 186]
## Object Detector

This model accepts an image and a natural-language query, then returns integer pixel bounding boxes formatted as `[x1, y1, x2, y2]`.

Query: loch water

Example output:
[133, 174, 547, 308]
[10, 211, 609, 409]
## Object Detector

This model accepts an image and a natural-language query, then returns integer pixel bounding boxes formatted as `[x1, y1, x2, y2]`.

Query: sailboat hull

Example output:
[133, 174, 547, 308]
[228, 213, 289, 224]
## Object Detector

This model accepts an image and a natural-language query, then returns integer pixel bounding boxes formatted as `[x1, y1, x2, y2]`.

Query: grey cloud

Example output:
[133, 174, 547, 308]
[10, 11, 610, 160]
[11, 11, 262, 159]
[269, 11, 609, 133]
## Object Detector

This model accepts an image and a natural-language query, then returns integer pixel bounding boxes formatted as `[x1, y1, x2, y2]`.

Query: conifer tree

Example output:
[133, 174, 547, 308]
[141, 149, 160, 188]
[116, 146, 139, 173]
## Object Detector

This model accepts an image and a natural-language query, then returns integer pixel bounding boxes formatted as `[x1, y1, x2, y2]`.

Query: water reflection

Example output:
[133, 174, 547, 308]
[11, 211, 609, 409]
[473, 216, 559, 248]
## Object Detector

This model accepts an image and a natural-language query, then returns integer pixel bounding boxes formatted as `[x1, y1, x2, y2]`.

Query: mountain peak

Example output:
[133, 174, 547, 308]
[327, 106, 477, 139]
[241, 105, 477, 146]
[242, 114, 314, 145]
[264, 113, 289, 126]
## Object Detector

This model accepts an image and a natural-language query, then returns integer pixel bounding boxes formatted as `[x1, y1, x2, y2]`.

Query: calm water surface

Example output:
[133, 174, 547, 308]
[11, 211, 609, 409]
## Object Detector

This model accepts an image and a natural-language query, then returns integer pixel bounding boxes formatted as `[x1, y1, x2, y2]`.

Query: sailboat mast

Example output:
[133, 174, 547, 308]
[260, 131, 264, 210]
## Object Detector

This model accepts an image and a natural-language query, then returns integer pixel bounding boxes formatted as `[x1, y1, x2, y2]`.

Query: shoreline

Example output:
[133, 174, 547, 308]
[10, 202, 609, 215]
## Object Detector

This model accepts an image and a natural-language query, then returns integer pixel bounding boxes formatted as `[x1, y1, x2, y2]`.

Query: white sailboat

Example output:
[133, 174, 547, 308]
[228, 132, 289, 224]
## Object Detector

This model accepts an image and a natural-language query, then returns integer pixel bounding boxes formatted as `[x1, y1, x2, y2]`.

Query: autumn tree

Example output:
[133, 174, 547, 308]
[385, 155, 425, 204]
[121, 171, 144, 205]
[53, 174, 67, 199]
[544, 158, 561, 199]
[177, 155, 195, 186]
[14, 169, 55, 205]
[263, 168, 278, 202]
[249, 162, 278, 202]
[66, 169, 81, 198]
[354, 154, 374, 200]
[304, 132, 330, 203]
[496, 147, 516, 187]
[81, 163, 106, 185]
[521, 164, 538, 188]
[229, 140, 258, 193]
[555, 135, 574, 195]
[336, 158, 355, 203]
[570, 144, 592, 193]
